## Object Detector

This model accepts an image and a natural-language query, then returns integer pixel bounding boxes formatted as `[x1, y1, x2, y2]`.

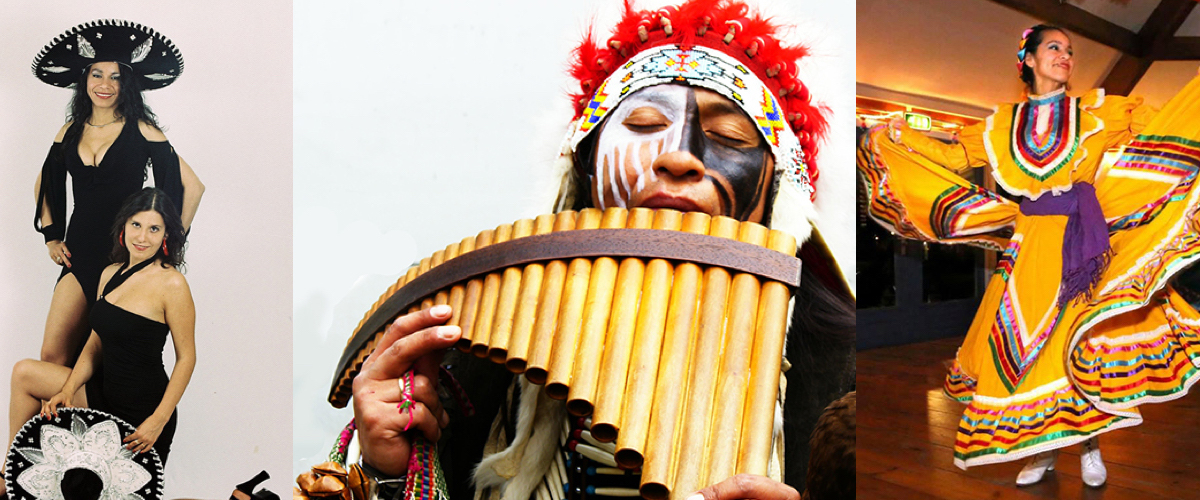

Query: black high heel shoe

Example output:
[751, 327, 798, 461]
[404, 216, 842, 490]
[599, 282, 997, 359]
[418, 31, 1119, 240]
[231, 470, 278, 500]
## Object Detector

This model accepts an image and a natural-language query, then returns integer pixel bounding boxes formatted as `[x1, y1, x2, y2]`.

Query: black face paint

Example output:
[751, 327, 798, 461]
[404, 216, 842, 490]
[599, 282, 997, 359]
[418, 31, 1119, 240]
[676, 88, 772, 220]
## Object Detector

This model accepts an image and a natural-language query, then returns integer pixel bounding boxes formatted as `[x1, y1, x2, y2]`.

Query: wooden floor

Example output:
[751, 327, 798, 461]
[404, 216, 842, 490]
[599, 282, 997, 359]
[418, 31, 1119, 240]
[858, 337, 1200, 500]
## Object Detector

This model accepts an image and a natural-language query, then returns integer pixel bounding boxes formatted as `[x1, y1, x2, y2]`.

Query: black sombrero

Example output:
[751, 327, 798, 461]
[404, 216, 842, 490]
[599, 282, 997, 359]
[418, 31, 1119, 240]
[31, 19, 183, 90]
[4, 408, 164, 500]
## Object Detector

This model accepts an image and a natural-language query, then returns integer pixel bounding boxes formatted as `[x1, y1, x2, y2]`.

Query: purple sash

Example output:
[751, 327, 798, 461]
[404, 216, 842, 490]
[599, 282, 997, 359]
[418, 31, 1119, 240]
[1019, 183, 1110, 307]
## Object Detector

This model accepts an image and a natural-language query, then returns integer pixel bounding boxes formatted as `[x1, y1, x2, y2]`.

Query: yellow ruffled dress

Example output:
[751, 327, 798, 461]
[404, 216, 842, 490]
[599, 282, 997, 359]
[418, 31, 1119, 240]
[858, 76, 1200, 468]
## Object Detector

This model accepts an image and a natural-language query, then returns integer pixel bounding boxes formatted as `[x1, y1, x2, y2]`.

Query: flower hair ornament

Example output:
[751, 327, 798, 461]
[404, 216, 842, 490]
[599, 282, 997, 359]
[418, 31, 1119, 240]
[1017, 27, 1034, 75]
[551, 0, 853, 296]
[4, 408, 164, 500]
[32, 19, 184, 90]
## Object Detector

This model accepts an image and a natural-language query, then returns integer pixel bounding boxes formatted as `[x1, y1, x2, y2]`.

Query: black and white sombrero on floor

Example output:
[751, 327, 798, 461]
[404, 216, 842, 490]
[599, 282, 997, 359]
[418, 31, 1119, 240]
[31, 19, 183, 90]
[4, 407, 163, 500]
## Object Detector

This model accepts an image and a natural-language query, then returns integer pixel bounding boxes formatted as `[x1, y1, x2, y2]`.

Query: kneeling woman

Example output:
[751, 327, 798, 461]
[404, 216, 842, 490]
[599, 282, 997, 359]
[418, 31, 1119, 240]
[5, 187, 195, 481]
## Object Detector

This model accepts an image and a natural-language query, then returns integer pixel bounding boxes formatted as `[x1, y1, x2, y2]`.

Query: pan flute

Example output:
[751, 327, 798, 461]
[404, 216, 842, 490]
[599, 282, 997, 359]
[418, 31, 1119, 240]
[329, 207, 801, 499]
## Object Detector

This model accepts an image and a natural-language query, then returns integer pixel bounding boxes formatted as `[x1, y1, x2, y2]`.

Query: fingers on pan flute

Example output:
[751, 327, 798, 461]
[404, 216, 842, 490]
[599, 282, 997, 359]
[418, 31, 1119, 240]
[345, 207, 794, 499]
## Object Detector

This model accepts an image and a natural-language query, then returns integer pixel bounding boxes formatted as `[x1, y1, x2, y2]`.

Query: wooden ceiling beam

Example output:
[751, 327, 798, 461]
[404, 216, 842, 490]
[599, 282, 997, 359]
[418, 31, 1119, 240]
[1100, 0, 1196, 95]
[986, 0, 1138, 54]
[1153, 37, 1200, 60]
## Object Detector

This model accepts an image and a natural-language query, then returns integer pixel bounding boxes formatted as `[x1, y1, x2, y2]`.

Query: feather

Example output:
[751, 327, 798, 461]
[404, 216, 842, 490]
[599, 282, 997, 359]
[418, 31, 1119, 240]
[130, 36, 154, 63]
[77, 34, 95, 59]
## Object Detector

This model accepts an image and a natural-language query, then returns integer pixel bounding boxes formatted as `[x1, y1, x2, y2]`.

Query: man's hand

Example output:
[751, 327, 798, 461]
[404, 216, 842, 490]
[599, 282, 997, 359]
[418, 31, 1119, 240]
[352, 305, 460, 477]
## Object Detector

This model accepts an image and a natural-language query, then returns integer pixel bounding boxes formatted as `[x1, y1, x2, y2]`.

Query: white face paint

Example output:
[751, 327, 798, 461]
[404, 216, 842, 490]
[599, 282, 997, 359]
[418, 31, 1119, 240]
[593, 85, 688, 210]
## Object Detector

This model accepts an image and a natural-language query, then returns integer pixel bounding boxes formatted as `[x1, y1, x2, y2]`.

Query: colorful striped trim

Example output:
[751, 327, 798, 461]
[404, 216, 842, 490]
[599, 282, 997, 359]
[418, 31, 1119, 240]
[1009, 95, 1081, 181]
[1108, 136, 1200, 231]
[856, 126, 1009, 251]
[989, 289, 1067, 392]
[857, 127, 933, 242]
[943, 360, 977, 402]
[929, 185, 1009, 240]
[953, 381, 1132, 467]
[994, 236, 1021, 282]
[1072, 298, 1200, 409]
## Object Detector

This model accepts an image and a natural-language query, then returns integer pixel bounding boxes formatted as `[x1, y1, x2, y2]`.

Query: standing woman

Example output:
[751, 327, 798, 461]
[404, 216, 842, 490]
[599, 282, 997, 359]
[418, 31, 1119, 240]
[32, 20, 203, 366]
[858, 25, 1200, 487]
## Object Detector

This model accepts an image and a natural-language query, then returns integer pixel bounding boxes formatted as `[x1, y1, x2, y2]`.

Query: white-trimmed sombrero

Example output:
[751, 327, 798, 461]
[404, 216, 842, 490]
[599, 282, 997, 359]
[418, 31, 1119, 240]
[31, 19, 183, 91]
[4, 408, 164, 500]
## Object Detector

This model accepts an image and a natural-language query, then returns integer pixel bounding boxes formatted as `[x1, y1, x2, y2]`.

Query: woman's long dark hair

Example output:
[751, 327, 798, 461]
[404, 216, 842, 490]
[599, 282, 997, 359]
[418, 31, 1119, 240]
[1019, 24, 1067, 91]
[64, 62, 160, 145]
[109, 187, 186, 268]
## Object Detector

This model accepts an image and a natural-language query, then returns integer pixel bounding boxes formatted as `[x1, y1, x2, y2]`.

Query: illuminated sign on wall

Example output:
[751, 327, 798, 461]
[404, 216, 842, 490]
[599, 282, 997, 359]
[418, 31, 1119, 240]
[905, 112, 932, 131]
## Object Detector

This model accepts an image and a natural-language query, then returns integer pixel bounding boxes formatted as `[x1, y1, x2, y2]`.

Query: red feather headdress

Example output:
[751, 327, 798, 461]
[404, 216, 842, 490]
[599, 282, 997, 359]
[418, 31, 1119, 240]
[567, 0, 827, 186]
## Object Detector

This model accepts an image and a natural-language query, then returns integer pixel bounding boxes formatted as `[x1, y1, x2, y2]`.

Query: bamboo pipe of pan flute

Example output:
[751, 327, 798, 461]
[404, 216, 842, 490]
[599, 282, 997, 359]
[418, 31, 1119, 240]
[545, 208, 602, 398]
[638, 211, 709, 500]
[470, 223, 514, 357]
[565, 207, 628, 415]
[421, 251, 445, 311]
[704, 220, 768, 486]
[487, 218, 535, 363]
[434, 242, 461, 307]
[525, 212, 580, 378]
[404, 265, 422, 314]
[447, 237, 475, 329]
[670, 215, 739, 496]
[504, 214, 557, 371]
[590, 207, 655, 442]
[454, 230, 492, 351]
[612, 209, 684, 469]
[737, 229, 797, 476]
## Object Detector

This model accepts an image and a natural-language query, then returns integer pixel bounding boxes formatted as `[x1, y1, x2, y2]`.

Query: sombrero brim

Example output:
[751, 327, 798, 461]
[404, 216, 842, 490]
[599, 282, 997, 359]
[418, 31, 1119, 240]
[4, 407, 164, 500]
[32, 19, 183, 91]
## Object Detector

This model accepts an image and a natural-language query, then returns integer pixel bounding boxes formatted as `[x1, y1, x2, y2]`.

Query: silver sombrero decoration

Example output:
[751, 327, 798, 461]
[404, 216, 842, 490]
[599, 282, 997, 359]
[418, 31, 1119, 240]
[4, 408, 164, 500]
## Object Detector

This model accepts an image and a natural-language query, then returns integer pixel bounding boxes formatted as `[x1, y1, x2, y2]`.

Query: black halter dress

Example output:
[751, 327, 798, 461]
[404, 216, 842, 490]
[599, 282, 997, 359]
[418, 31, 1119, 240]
[85, 258, 179, 464]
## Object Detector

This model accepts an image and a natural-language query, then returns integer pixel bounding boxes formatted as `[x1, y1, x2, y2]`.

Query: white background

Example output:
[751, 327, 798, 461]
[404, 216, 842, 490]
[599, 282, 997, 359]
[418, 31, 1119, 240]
[0, 3, 293, 496]
[293, 0, 855, 477]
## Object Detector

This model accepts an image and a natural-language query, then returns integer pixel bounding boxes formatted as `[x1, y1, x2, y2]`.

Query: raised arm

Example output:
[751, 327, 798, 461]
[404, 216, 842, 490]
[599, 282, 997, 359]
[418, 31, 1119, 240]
[123, 271, 197, 454]
[887, 117, 990, 173]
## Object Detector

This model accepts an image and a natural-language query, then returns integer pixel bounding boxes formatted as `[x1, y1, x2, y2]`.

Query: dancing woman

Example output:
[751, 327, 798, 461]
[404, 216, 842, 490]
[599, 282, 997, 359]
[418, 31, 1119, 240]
[858, 25, 1200, 486]
[32, 20, 203, 366]
[5, 188, 197, 495]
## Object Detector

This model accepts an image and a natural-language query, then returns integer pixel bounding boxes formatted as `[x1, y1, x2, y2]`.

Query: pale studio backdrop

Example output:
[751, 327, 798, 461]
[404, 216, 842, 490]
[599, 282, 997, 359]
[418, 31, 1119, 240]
[0, 2, 292, 496]
[293, 0, 855, 476]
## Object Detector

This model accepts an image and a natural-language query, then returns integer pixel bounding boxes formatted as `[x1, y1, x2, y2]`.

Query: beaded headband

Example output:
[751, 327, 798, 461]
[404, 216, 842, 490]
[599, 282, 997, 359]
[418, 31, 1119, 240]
[565, 0, 826, 201]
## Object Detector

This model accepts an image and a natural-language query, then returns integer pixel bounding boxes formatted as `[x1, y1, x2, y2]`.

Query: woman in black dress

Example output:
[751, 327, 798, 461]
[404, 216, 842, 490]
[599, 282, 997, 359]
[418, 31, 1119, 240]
[5, 187, 197, 493]
[32, 20, 204, 366]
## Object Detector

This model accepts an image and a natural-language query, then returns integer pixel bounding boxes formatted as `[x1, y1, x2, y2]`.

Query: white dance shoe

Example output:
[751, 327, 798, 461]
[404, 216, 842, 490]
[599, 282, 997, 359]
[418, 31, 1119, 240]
[1080, 437, 1107, 487]
[1015, 450, 1059, 486]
